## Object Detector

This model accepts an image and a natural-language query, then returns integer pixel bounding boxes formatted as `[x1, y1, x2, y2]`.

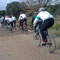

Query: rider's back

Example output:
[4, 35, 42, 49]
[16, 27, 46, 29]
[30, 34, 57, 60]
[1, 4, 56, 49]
[37, 11, 54, 21]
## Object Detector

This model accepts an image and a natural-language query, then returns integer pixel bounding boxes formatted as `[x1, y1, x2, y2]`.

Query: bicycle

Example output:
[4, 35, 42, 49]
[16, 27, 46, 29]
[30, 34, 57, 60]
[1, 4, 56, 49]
[19, 23, 28, 33]
[6, 22, 13, 33]
[33, 24, 56, 53]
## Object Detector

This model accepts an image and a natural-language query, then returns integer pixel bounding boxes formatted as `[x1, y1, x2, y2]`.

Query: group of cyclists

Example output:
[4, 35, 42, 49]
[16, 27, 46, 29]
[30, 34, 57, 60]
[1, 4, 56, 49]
[0, 7, 54, 45]
[0, 12, 27, 31]
[0, 15, 16, 29]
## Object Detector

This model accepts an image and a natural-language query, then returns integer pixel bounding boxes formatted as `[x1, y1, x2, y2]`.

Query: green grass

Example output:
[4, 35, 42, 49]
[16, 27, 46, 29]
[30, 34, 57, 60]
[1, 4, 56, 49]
[48, 29, 60, 36]
[27, 17, 32, 29]
[49, 24, 60, 30]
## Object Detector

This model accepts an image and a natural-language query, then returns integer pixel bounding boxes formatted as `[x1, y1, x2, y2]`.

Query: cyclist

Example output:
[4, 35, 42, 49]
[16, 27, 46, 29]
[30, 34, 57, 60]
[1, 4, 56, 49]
[5, 16, 9, 26]
[0, 16, 5, 26]
[31, 11, 38, 30]
[7, 16, 13, 29]
[18, 12, 27, 30]
[33, 7, 54, 45]
[12, 15, 16, 28]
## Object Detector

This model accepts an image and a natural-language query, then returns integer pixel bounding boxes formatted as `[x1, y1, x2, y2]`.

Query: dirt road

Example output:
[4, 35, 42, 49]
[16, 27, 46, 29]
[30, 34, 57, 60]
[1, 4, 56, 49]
[0, 27, 60, 60]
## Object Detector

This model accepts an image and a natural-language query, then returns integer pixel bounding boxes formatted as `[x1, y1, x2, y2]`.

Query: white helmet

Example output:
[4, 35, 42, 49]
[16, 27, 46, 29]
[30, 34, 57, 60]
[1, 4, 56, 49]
[39, 7, 45, 12]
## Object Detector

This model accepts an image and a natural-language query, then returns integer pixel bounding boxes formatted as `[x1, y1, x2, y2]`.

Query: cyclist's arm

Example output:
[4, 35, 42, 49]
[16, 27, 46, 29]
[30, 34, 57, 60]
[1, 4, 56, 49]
[35, 16, 42, 21]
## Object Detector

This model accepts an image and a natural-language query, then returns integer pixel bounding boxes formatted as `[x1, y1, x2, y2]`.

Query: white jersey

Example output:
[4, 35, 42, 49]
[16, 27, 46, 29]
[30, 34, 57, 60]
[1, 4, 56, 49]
[8, 18, 13, 22]
[33, 11, 54, 27]
[18, 13, 27, 21]
[36, 11, 54, 21]
[0, 16, 4, 22]
[12, 16, 16, 21]
[5, 16, 8, 21]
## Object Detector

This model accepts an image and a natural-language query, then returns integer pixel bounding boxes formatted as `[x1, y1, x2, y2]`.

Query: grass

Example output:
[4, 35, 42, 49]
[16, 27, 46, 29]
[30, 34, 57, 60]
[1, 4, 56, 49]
[48, 29, 60, 36]
[27, 17, 32, 29]
[49, 24, 60, 30]
[48, 23, 60, 35]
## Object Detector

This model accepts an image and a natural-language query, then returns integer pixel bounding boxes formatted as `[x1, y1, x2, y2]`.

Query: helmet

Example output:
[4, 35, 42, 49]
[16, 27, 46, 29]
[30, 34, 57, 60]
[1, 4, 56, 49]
[38, 7, 45, 12]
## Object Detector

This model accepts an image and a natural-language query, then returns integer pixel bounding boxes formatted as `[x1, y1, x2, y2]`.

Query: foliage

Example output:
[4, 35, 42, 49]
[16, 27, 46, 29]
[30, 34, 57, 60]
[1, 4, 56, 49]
[26, 4, 60, 16]
[0, 11, 5, 17]
[26, 0, 53, 7]
[47, 4, 60, 16]
[20, 2, 29, 13]
[6, 1, 28, 18]
[6, 2, 21, 18]
[26, 4, 41, 16]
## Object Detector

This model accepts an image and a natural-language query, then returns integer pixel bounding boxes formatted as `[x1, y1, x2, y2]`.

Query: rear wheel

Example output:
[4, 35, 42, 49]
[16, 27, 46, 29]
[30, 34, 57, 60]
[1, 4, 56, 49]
[23, 24, 28, 34]
[46, 35, 56, 53]
[8, 25, 13, 33]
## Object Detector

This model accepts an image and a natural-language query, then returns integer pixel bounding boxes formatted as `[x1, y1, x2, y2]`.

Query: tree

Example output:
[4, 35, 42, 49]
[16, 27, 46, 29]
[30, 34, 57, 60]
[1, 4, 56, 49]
[0, 10, 5, 17]
[47, 4, 60, 16]
[6, 1, 22, 18]
[6, 1, 29, 18]
[26, 0, 57, 7]
[19, 2, 29, 13]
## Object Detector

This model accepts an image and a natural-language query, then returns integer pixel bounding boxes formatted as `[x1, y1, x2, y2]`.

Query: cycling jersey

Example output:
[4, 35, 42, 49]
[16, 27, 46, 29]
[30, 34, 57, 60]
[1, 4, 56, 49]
[5, 17, 8, 21]
[18, 13, 27, 21]
[33, 11, 54, 27]
[33, 10, 54, 43]
[12, 16, 16, 21]
[0, 16, 4, 22]
[8, 18, 13, 22]
[36, 11, 54, 21]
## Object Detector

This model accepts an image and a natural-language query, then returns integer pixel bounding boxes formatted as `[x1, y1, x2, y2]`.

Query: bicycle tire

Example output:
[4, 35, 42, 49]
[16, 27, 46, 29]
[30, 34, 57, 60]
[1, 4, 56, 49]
[33, 25, 41, 47]
[46, 35, 56, 53]
[9, 25, 13, 33]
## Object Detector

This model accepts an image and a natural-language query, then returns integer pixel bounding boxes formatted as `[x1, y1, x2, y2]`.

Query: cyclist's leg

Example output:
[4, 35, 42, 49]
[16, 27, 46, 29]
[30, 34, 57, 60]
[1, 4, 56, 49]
[24, 18, 27, 26]
[21, 20, 23, 30]
[10, 21, 13, 29]
[31, 17, 35, 30]
[19, 20, 23, 29]
[5, 20, 7, 26]
[33, 21, 40, 38]
[33, 19, 38, 32]
[14, 20, 16, 27]
[40, 18, 54, 44]
[22, 18, 27, 30]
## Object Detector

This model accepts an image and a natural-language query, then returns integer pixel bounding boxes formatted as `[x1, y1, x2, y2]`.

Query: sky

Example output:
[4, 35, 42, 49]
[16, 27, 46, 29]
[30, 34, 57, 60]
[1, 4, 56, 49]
[0, 0, 60, 10]
[0, 0, 26, 10]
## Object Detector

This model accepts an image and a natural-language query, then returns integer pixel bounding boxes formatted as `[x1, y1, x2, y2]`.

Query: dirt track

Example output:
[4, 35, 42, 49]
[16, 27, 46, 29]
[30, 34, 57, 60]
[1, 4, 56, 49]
[0, 27, 60, 60]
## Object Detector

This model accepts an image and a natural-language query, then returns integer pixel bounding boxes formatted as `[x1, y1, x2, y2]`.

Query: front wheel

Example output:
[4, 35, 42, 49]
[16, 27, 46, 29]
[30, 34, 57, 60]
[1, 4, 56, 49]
[8, 25, 13, 33]
[33, 30, 41, 47]
[46, 35, 56, 53]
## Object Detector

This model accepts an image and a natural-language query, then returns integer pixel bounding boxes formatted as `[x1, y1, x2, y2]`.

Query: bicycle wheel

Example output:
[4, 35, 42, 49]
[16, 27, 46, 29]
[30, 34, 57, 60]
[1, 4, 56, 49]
[23, 25, 28, 33]
[9, 25, 13, 33]
[33, 27, 41, 47]
[46, 35, 56, 53]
